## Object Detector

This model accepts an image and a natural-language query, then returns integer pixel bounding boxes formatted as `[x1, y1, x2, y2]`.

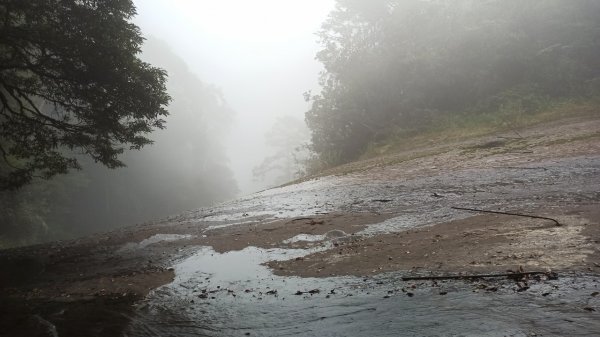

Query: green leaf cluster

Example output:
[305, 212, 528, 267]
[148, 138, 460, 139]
[0, 39, 239, 247]
[0, 0, 170, 190]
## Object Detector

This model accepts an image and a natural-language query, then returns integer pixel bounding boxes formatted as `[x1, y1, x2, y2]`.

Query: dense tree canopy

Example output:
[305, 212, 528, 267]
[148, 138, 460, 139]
[0, 39, 239, 247]
[0, 0, 170, 190]
[306, 0, 600, 165]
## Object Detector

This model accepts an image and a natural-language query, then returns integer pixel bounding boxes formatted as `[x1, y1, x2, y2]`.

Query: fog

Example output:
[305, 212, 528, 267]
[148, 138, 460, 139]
[2, 0, 599, 248]
[3, 2, 600, 334]
[0, 0, 335, 246]
[133, 0, 334, 194]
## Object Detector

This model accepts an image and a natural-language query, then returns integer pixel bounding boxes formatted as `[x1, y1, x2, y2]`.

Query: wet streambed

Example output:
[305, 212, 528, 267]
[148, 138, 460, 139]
[126, 246, 600, 336]
[125, 156, 600, 336]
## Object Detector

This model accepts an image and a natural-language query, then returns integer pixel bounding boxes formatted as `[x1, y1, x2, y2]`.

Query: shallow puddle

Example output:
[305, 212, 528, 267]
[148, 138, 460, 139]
[125, 245, 600, 337]
[283, 234, 327, 244]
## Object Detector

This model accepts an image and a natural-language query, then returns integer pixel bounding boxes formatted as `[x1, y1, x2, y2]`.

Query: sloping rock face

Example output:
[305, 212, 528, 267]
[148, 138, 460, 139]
[1, 117, 600, 336]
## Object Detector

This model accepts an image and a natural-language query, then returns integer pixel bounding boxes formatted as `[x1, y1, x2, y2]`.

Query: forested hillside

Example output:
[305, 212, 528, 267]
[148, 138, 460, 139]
[305, 0, 600, 166]
[3, 0, 600, 247]
[0, 40, 238, 247]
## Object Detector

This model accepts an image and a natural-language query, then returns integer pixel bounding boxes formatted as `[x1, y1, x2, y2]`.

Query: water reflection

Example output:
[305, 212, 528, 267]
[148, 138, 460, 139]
[126, 246, 600, 336]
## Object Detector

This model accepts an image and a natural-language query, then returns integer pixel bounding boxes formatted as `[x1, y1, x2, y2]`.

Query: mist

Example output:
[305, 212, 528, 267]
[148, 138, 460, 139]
[133, 0, 334, 194]
[2, 0, 599, 247]
[0, 0, 334, 246]
[2, 1, 600, 335]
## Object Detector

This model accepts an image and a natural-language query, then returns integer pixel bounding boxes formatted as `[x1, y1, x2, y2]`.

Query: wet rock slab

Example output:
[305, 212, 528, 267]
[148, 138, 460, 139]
[2, 118, 600, 336]
[126, 243, 600, 337]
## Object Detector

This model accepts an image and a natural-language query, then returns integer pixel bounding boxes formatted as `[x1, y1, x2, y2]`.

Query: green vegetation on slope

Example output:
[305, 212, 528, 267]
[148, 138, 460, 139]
[305, 0, 600, 170]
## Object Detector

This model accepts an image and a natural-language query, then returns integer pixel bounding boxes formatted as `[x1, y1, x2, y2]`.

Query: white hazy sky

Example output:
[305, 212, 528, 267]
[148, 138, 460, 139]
[133, 0, 335, 195]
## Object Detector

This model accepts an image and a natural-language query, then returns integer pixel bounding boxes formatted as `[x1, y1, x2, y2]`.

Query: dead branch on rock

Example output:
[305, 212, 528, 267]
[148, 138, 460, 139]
[451, 206, 561, 226]
[402, 271, 555, 281]
[499, 166, 548, 171]
[372, 199, 393, 203]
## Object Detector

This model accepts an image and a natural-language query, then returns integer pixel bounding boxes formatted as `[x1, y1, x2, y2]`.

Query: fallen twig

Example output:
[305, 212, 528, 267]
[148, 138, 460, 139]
[294, 289, 320, 295]
[372, 199, 393, 203]
[499, 166, 548, 171]
[451, 206, 561, 226]
[292, 217, 314, 222]
[402, 271, 554, 281]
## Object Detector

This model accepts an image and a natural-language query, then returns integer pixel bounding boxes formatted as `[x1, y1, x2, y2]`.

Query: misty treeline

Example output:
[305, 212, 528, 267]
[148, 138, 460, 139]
[305, 0, 600, 167]
[252, 115, 311, 187]
[3, 0, 600, 246]
[0, 39, 238, 247]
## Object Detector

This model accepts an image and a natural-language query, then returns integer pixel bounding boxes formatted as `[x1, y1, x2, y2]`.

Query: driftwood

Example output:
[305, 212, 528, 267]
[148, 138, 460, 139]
[451, 206, 561, 226]
[402, 271, 554, 281]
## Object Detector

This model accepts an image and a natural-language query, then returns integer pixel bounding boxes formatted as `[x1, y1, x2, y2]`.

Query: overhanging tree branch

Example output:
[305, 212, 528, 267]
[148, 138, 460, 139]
[0, 0, 170, 190]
